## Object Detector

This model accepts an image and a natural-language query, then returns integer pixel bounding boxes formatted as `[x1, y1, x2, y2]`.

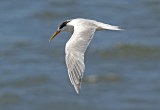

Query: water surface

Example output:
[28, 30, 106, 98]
[0, 0, 160, 110]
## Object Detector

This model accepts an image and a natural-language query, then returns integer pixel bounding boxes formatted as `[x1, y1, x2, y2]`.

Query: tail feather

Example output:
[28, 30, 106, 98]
[96, 22, 123, 31]
[105, 25, 123, 31]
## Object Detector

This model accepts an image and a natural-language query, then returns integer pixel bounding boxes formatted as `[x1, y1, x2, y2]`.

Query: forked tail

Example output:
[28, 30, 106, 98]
[96, 22, 123, 31]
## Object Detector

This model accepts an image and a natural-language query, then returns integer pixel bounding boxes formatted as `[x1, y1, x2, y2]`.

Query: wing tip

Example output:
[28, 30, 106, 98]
[74, 84, 81, 94]
[75, 88, 79, 94]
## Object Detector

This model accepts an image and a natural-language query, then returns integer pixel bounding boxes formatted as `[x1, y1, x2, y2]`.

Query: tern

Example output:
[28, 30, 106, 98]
[49, 18, 122, 94]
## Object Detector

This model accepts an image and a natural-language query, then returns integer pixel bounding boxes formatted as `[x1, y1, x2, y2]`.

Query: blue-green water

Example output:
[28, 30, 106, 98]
[0, 0, 160, 110]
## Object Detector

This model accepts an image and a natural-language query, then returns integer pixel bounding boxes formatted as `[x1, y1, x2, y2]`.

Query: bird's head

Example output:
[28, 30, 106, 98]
[49, 20, 73, 41]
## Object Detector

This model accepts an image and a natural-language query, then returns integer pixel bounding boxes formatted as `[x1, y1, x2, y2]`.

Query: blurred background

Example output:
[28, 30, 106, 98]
[0, 0, 160, 110]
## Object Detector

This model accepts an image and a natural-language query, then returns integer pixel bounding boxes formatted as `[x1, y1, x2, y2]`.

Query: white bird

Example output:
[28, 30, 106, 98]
[49, 18, 122, 94]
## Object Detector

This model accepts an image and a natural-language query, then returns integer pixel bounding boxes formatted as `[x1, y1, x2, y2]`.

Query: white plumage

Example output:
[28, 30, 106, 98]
[49, 18, 122, 94]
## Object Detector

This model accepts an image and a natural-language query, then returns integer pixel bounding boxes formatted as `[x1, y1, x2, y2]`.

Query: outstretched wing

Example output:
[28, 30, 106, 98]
[65, 26, 96, 94]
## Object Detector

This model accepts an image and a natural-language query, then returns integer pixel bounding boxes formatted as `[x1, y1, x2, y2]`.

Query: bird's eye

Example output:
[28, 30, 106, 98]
[59, 21, 70, 29]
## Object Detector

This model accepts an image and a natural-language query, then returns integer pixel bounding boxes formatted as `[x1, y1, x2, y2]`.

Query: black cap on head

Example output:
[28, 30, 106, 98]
[59, 20, 70, 29]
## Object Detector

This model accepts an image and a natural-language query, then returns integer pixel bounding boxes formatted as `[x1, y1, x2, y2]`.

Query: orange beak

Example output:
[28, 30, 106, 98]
[49, 30, 60, 42]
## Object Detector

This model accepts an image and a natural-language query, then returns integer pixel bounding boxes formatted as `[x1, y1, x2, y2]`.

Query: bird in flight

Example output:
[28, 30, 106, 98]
[49, 18, 122, 94]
